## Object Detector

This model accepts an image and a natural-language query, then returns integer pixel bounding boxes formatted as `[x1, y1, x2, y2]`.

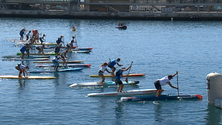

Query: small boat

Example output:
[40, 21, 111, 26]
[69, 81, 139, 87]
[89, 73, 145, 77]
[115, 25, 127, 29]
[120, 94, 203, 102]
[87, 89, 157, 97]
[35, 64, 91, 68]
[29, 68, 83, 73]
[115, 22, 127, 29]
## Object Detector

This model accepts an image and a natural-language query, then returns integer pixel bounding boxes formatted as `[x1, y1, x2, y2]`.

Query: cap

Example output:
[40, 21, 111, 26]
[122, 66, 126, 69]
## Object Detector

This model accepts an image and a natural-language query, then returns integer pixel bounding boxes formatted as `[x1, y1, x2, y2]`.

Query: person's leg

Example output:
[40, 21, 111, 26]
[18, 71, 22, 77]
[111, 67, 116, 76]
[120, 84, 124, 92]
[100, 75, 105, 84]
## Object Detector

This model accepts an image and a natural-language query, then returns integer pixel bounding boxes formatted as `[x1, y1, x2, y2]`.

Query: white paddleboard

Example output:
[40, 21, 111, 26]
[0, 75, 55, 79]
[70, 81, 139, 87]
[87, 89, 157, 97]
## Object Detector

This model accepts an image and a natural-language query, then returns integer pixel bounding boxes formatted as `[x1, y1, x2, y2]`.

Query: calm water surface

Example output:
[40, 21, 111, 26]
[0, 18, 222, 125]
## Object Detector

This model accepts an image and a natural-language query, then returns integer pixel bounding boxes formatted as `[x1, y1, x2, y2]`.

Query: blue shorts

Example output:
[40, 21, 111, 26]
[53, 60, 59, 66]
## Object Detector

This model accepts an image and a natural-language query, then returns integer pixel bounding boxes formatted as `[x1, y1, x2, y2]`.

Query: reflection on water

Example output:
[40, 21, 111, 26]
[18, 79, 26, 88]
[205, 104, 222, 125]
[154, 101, 164, 122]
[115, 101, 124, 119]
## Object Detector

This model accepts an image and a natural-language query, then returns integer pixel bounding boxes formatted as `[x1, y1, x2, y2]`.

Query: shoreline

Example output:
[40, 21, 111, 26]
[0, 10, 222, 20]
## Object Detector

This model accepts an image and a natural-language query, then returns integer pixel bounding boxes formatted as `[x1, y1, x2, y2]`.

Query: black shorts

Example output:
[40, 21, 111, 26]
[116, 80, 123, 85]
[108, 65, 114, 69]
[154, 80, 162, 90]
[98, 70, 103, 76]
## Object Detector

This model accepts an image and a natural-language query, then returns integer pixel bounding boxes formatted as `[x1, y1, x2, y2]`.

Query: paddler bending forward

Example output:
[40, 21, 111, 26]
[52, 55, 61, 71]
[108, 58, 122, 76]
[98, 62, 111, 84]
[115, 65, 132, 92]
[154, 71, 179, 97]
[15, 63, 29, 77]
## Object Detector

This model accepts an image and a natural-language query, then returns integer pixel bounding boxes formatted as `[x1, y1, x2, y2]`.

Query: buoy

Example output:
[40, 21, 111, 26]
[206, 72, 222, 105]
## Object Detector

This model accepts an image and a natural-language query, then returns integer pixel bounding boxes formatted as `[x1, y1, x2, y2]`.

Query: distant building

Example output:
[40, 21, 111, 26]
[0, 0, 222, 20]
[1, 0, 222, 12]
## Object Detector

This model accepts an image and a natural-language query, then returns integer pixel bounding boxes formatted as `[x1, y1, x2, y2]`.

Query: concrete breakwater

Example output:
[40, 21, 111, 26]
[0, 10, 222, 20]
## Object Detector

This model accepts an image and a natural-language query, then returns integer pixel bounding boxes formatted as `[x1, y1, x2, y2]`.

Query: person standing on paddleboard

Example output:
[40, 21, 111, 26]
[52, 55, 61, 71]
[98, 62, 111, 84]
[154, 71, 179, 97]
[15, 63, 29, 77]
[19, 28, 25, 41]
[115, 65, 132, 92]
[60, 50, 69, 67]
[20, 43, 29, 59]
[108, 58, 123, 76]
[66, 36, 76, 52]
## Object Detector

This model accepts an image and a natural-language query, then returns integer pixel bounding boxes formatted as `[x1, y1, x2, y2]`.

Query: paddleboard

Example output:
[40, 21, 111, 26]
[17, 52, 58, 56]
[120, 94, 203, 102]
[33, 60, 84, 63]
[44, 46, 92, 50]
[16, 50, 90, 55]
[29, 68, 83, 73]
[7, 39, 28, 42]
[43, 48, 92, 51]
[69, 81, 139, 87]
[87, 89, 157, 97]
[2, 58, 50, 61]
[72, 50, 91, 53]
[89, 74, 145, 77]
[3, 55, 50, 58]
[0, 75, 55, 79]
[35, 64, 91, 68]
[16, 42, 57, 46]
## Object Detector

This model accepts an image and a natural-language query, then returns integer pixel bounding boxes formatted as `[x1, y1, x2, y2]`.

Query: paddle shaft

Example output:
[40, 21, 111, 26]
[177, 73, 179, 96]
[126, 61, 133, 82]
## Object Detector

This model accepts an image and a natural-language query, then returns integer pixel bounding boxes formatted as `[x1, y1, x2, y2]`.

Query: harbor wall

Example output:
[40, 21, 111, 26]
[0, 10, 222, 20]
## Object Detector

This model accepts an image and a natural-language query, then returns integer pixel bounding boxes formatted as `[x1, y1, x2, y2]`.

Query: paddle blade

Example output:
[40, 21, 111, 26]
[125, 78, 128, 83]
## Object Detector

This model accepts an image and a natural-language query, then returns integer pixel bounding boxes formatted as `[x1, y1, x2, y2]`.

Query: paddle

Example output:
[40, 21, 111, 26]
[177, 72, 179, 96]
[125, 61, 133, 83]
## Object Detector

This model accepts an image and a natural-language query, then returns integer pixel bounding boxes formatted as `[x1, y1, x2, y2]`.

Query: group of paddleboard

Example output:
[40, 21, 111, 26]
[98, 58, 133, 92]
[98, 58, 179, 97]
[2, 28, 91, 78]
[0, 27, 202, 102]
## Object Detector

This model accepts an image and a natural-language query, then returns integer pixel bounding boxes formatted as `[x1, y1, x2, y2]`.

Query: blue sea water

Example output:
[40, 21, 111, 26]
[0, 17, 222, 125]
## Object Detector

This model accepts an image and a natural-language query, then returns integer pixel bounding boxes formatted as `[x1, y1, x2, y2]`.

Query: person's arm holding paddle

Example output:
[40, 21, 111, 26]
[172, 71, 178, 77]
[167, 71, 179, 89]
[167, 82, 178, 89]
